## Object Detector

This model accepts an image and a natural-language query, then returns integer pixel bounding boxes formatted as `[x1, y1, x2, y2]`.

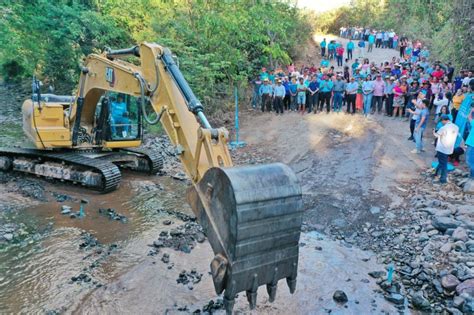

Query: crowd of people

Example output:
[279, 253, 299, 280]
[251, 31, 474, 185]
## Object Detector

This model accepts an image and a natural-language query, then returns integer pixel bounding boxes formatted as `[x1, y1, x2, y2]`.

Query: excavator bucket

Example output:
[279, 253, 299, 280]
[187, 163, 303, 314]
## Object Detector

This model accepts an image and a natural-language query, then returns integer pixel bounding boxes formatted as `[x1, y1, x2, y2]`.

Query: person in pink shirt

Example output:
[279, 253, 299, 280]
[372, 73, 386, 114]
[393, 80, 404, 118]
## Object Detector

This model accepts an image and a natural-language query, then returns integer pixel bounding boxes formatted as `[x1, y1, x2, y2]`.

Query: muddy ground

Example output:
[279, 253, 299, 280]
[1, 38, 474, 314]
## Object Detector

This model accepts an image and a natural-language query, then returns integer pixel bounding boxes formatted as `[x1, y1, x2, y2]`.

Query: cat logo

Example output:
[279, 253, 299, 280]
[105, 67, 115, 86]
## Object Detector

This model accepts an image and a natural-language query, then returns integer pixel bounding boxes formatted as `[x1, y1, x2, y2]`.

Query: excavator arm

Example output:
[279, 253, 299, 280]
[76, 42, 303, 313]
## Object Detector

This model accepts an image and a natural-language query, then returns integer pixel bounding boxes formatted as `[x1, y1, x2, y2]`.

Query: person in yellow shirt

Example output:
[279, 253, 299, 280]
[452, 89, 465, 122]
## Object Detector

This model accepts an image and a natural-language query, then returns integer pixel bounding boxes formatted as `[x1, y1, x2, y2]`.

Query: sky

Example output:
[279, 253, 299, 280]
[296, 0, 351, 13]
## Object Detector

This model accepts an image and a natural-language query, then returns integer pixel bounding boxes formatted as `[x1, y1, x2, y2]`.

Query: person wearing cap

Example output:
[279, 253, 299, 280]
[273, 79, 286, 115]
[259, 78, 273, 112]
[333, 74, 346, 112]
[372, 74, 386, 114]
[357, 38, 365, 58]
[384, 76, 395, 116]
[433, 114, 459, 184]
[391, 64, 401, 79]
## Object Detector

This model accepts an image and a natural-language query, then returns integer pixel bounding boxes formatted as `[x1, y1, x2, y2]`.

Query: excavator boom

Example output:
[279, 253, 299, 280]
[96, 42, 304, 313]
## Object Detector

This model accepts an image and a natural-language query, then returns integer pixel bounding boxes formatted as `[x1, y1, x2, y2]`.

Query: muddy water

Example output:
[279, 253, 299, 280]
[1, 171, 402, 314]
[0, 173, 191, 314]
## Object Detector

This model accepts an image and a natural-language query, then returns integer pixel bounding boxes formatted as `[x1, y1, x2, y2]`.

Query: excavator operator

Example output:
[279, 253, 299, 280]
[110, 94, 130, 138]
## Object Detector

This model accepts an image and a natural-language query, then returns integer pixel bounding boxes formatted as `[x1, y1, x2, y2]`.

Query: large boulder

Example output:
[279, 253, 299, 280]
[432, 216, 460, 232]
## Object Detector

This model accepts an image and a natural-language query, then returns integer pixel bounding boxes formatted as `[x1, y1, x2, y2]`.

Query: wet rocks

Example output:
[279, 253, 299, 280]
[369, 206, 381, 215]
[161, 253, 170, 264]
[384, 293, 404, 305]
[52, 192, 74, 202]
[98, 208, 127, 223]
[151, 220, 204, 253]
[79, 232, 100, 249]
[71, 273, 92, 283]
[176, 269, 202, 289]
[332, 290, 348, 303]
[368, 271, 386, 279]
[17, 178, 46, 201]
[61, 205, 72, 215]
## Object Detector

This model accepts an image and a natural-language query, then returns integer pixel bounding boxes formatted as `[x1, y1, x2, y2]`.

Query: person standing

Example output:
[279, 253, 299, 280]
[384, 76, 395, 116]
[308, 75, 320, 113]
[259, 78, 273, 112]
[368, 33, 375, 53]
[320, 38, 327, 57]
[273, 79, 286, 115]
[347, 39, 354, 60]
[289, 77, 298, 111]
[452, 89, 465, 122]
[296, 77, 307, 114]
[336, 45, 344, 67]
[333, 74, 345, 112]
[433, 115, 459, 184]
[319, 75, 333, 113]
[283, 77, 291, 111]
[375, 31, 382, 48]
[399, 39, 407, 58]
[358, 39, 365, 58]
[362, 74, 374, 117]
[411, 99, 430, 153]
[345, 77, 358, 114]
[372, 74, 386, 114]
[392, 80, 404, 118]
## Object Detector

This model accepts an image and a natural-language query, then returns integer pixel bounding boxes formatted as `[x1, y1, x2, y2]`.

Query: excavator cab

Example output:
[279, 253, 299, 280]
[94, 92, 142, 143]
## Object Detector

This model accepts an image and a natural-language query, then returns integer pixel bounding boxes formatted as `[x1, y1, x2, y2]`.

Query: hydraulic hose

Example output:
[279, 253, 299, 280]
[135, 73, 161, 125]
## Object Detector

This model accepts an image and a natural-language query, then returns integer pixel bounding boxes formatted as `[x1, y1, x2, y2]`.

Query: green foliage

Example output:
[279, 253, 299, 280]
[1, 0, 312, 113]
[0, 0, 130, 91]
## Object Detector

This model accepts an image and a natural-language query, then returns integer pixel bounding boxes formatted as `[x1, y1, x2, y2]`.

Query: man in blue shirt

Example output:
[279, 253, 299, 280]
[283, 77, 291, 111]
[320, 38, 327, 57]
[289, 77, 298, 111]
[308, 75, 320, 113]
[273, 79, 286, 114]
[391, 64, 402, 78]
[347, 39, 355, 60]
[259, 79, 273, 112]
[110, 94, 130, 138]
[332, 74, 346, 112]
[318, 76, 334, 113]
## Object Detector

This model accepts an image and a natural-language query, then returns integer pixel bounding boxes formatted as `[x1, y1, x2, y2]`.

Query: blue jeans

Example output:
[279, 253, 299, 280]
[436, 151, 448, 183]
[363, 93, 373, 115]
[414, 127, 425, 152]
[333, 92, 343, 112]
[467, 146, 474, 178]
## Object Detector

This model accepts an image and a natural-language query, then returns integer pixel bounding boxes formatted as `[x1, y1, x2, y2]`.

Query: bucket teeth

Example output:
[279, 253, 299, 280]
[286, 277, 297, 294]
[188, 163, 303, 312]
[266, 283, 278, 302]
[246, 290, 257, 309]
[224, 296, 235, 315]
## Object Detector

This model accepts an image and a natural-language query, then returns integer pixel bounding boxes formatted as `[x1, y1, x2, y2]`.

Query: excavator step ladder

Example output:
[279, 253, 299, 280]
[188, 163, 303, 314]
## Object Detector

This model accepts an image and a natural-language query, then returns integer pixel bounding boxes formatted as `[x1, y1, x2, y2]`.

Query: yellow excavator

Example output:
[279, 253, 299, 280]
[0, 43, 303, 313]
